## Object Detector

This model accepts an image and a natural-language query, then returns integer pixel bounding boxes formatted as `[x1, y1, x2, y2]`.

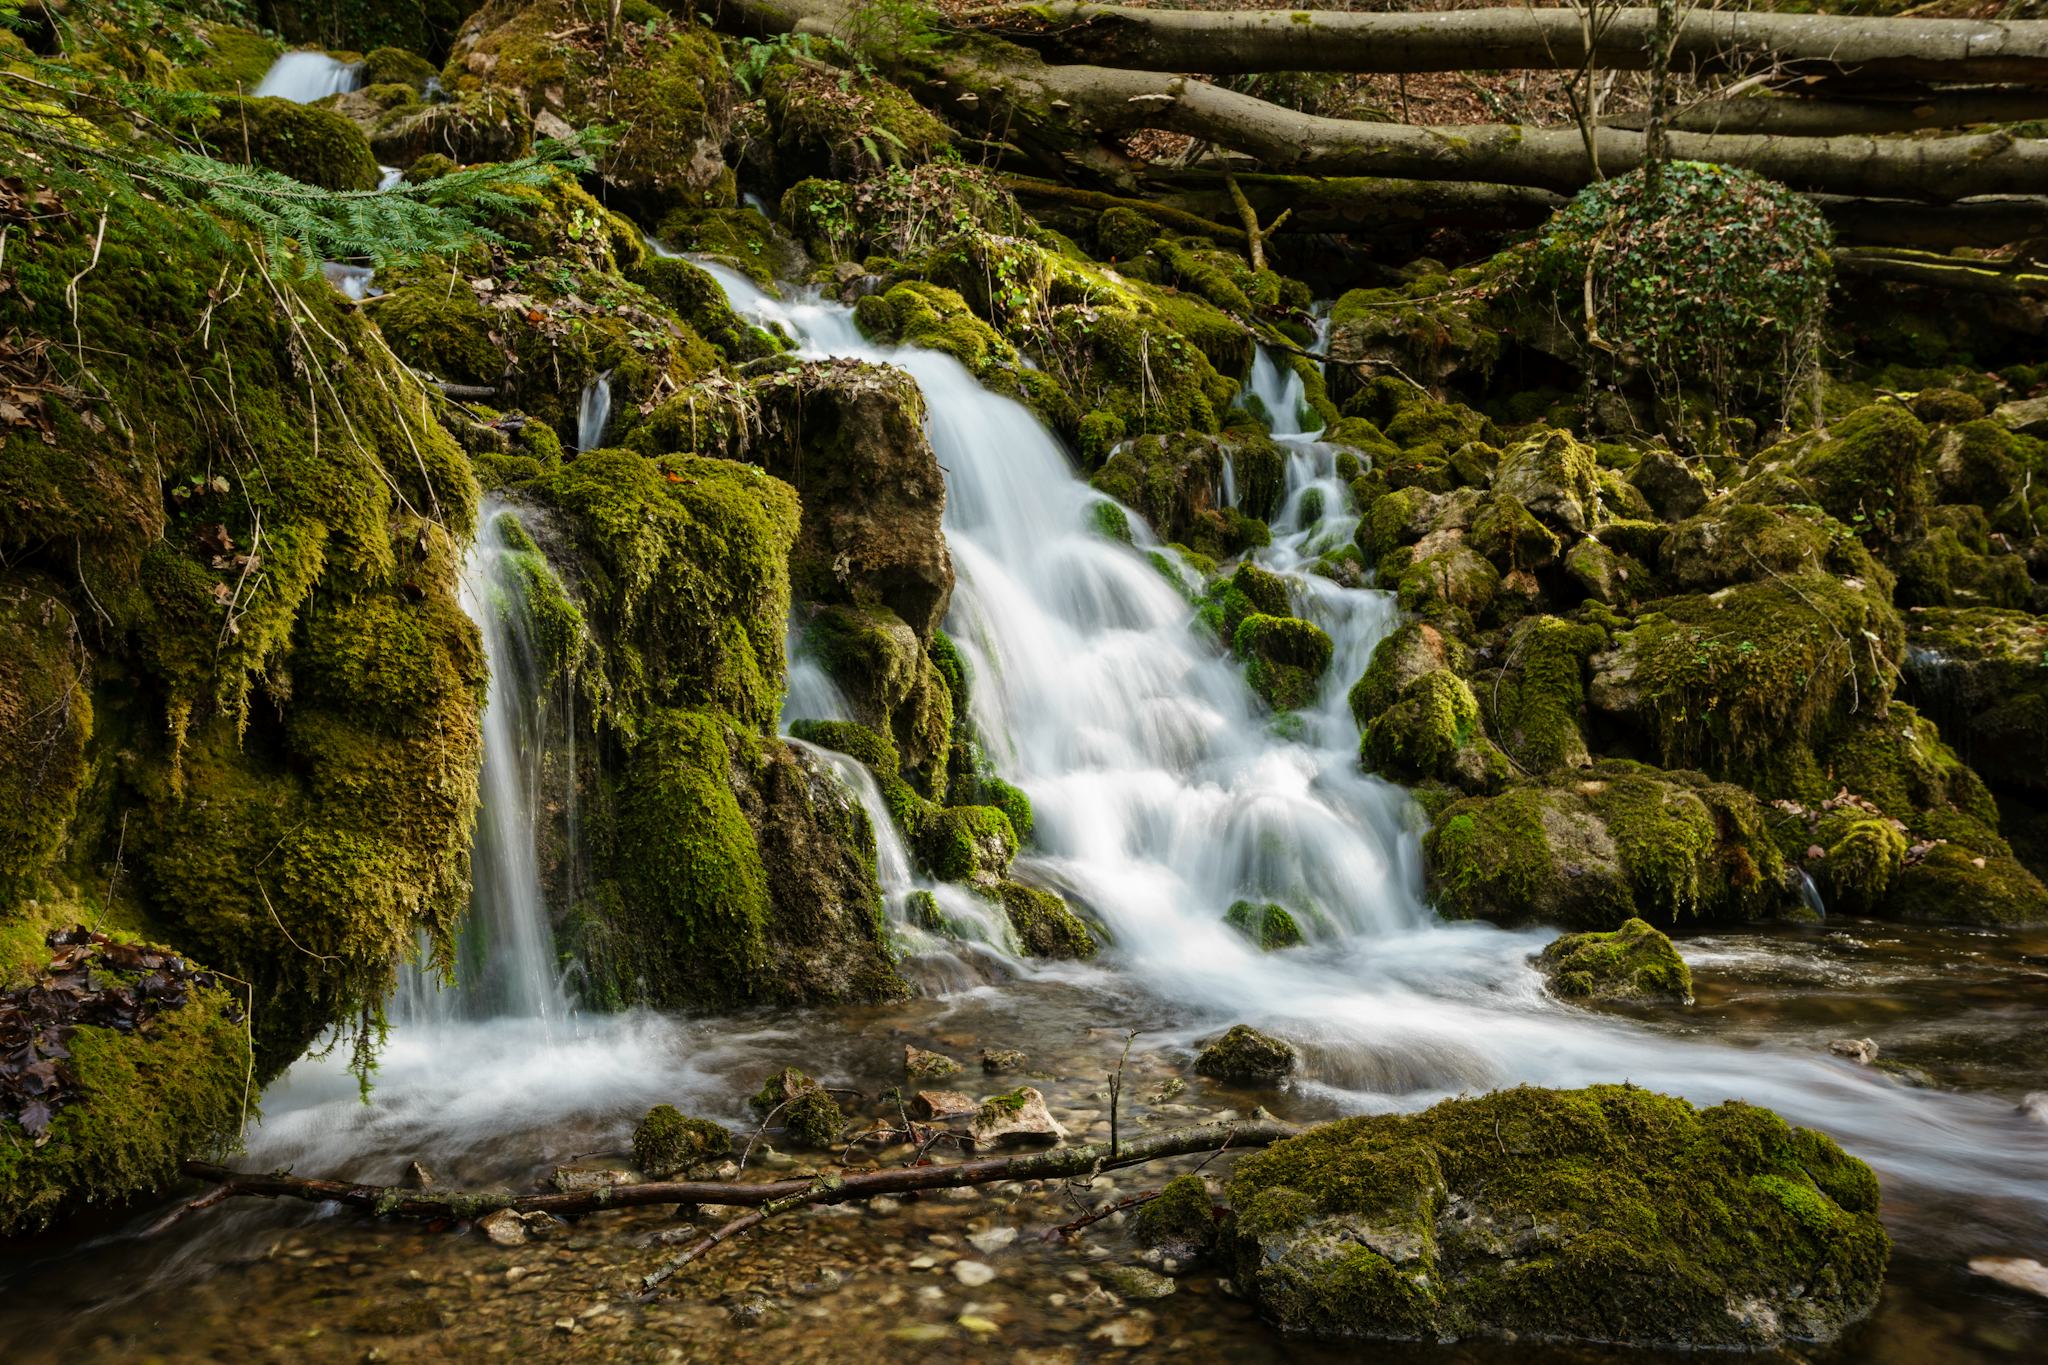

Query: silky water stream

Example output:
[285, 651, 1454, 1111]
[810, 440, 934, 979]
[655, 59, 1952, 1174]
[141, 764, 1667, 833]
[1, 270, 2043, 1362]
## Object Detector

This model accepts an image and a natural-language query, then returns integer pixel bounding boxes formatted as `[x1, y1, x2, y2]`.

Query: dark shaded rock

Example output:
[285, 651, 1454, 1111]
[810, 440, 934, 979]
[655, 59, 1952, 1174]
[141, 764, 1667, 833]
[1194, 1025, 1297, 1085]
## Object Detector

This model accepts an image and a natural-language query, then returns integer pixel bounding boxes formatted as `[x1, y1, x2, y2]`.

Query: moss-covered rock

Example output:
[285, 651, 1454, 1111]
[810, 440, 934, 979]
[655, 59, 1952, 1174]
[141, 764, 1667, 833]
[1590, 574, 1901, 783]
[1225, 900, 1304, 951]
[1426, 763, 1786, 929]
[1658, 498, 1880, 596]
[748, 1067, 844, 1149]
[191, 94, 380, 190]
[1132, 1172, 1218, 1257]
[1227, 1085, 1887, 1348]
[1492, 428, 1600, 536]
[1628, 449, 1712, 521]
[1361, 669, 1509, 795]
[0, 585, 92, 894]
[1788, 403, 1931, 549]
[1886, 843, 2048, 926]
[1090, 430, 1280, 556]
[759, 59, 950, 183]
[630, 254, 784, 365]
[1894, 524, 2032, 610]
[1328, 263, 1503, 395]
[804, 605, 953, 788]
[1235, 614, 1333, 712]
[1900, 607, 2048, 794]
[998, 880, 1097, 959]
[1194, 1024, 1296, 1085]
[1535, 917, 1692, 1003]
[446, 0, 733, 212]
[1483, 615, 1606, 776]
[630, 1105, 732, 1176]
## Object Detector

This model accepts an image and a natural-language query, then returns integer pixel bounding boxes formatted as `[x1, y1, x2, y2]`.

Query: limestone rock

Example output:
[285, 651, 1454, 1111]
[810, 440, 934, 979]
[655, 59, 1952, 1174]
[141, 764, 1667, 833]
[912, 1089, 980, 1121]
[969, 1086, 1068, 1148]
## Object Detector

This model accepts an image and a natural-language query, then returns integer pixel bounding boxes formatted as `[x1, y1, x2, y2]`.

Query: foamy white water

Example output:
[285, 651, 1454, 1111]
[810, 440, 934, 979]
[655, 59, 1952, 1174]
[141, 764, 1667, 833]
[252, 51, 360, 102]
[698, 261, 2048, 1218]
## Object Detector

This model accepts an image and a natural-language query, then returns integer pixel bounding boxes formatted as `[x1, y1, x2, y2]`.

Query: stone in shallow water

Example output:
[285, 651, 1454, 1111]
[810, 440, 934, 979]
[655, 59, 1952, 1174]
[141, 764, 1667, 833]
[1829, 1037, 1881, 1065]
[906, 1045, 963, 1081]
[966, 1226, 1018, 1256]
[953, 1259, 996, 1287]
[1102, 1264, 1177, 1300]
[912, 1089, 979, 1121]
[1193, 1025, 1296, 1085]
[476, 1209, 559, 1247]
[970, 1086, 1067, 1148]
[1969, 1257, 2048, 1299]
[981, 1047, 1027, 1073]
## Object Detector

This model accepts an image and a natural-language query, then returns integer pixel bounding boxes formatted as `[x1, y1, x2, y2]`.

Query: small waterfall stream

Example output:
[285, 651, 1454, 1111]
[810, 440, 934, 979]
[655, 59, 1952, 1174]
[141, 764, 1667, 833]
[252, 52, 361, 102]
[576, 374, 613, 453]
[697, 258, 2048, 1220]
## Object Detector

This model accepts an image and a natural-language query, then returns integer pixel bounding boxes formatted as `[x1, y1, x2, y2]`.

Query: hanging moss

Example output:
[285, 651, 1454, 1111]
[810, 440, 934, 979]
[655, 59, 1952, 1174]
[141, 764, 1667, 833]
[1227, 1085, 1886, 1348]
[0, 585, 93, 895]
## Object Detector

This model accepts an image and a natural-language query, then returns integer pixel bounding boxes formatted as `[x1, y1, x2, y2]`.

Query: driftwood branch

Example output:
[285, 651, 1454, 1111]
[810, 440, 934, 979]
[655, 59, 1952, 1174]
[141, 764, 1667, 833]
[176, 1117, 1297, 1223]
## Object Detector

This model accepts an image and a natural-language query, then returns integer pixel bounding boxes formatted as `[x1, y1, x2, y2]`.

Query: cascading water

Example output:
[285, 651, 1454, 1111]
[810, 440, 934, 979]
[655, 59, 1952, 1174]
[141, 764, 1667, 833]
[576, 373, 613, 452]
[252, 51, 361, 102]
[397, 502, 570, 1027]
[699, 258, 2048, 1222]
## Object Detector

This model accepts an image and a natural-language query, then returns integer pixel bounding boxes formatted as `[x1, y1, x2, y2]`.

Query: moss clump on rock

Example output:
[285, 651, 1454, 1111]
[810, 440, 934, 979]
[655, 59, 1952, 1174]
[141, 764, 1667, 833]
[630, 1104, 732, 1175]
[1886, 843, 2047, 927]
[1194, 1025, 1297, 1085]
[190, 94, 381, 190]
[749, 1068, 844, 1150]
[1426, 763, 1785, 930]
[1132, 1173, 1218, 1256]
[1226, 1085, 1887, 1348]
[1789, 403, 1931, 549]
[1091, 431, 1276, 557]
[0, 586, 93, 893]
[1361, 669, 1509, 795]
[1235, 614, 1333, 712]
[1225, 900, 1304, 951]
[1535, 918, 1693, 1003]
[998, 881, 1097, 959]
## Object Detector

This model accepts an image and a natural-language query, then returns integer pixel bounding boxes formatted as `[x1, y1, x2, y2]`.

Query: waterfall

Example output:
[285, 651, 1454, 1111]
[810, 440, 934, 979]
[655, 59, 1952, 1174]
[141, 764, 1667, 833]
[252, 52, 362, 102]
[697, 260, 2048, 1216]
[397, 503, 570, 1026]
[576, 373, 612, 452]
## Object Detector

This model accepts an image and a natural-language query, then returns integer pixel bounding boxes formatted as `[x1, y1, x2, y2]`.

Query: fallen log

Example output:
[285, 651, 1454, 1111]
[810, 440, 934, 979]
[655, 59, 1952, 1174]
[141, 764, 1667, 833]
[175, 1117, 1297, 1223]
[976, 4, 2048, 88]
[1609, 87, 2048, 138]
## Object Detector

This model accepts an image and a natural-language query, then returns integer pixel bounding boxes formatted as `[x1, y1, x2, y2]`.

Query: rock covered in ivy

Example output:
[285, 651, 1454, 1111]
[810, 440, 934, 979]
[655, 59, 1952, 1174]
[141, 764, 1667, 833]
[1535, 918, 1693, 1003]
[1193, 1025, 1297, 1085]
[630, 1104, 732, 1176]
[1226, 1085, 1888, 1348]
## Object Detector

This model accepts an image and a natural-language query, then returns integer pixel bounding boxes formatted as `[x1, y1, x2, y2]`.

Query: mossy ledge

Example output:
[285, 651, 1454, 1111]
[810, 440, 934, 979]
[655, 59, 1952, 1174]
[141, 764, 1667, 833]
[1227, 1085, 1888, 1349]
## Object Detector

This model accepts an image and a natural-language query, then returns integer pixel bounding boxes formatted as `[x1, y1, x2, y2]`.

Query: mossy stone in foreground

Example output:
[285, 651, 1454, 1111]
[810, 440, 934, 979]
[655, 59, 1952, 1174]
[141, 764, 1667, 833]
[1227, 1085, 1888, 1348]
[630, 1105, 732, 1176]
[1535, 917, 1692, 1003]
[1194, 1025, 1296, 1085]
[998, 881, 1097, 959]
[1132, 1173, 1218, 1256]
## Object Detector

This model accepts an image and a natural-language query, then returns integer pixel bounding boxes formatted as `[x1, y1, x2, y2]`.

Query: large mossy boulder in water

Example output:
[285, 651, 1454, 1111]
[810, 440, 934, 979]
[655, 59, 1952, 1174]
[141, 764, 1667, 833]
[1090, 430, 1280, 558]
[1234, 614, 1333, 711]
[1227, 1085, 1888, 1349]
[1535, 917, 1692, 1003]
[996, 881, 1097, 959]
[1194, 1025, 1297, 1085]
[1425, 763, 1786, 929]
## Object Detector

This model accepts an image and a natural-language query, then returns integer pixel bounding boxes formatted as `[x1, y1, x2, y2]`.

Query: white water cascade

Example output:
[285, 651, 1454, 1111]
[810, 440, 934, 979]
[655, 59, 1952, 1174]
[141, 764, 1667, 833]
[698, 258, 2048, 1220]
[252, 51, 361, 102]
[576, 373, 613, 452]
[396, 503, 570, 1027]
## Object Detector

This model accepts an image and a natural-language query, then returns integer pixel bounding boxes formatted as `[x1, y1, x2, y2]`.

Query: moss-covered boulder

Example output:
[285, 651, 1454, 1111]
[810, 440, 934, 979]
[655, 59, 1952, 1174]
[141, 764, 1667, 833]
[1483, 615, 1606, 776]
[1492, 428, 1600, 536]
[446, 0, 733, 212]
[996, 880, 1097, 959]
[1535, 917, 1692, 1003]
[1225, 900, 1304, 951]
[1590, 574, 1901, 783]
[1235, 614, 1333, 711]
[1900, 607, 2048, 794]
[1628, 449, 1712, 522]
[1887, 843, 2048, 926]
[1194, 1025, 1297, 1085]
[630, 254, 784, 364]
[1091, 430, 1278, 557]
[1227, 1085, 1887, 1348]
[1426, 764, 1786, 929]
[1328, 264, 1503, 396]
[353, 87, 535, 168]
[191, 94, 380, 190]
[1360, 669, 1510, 795]
[1132, 1172, 1219, 1257]
[1788, 403, 1931, 550]
[630, 1105, 732, 1176]
[1659, 497, 1880, 595]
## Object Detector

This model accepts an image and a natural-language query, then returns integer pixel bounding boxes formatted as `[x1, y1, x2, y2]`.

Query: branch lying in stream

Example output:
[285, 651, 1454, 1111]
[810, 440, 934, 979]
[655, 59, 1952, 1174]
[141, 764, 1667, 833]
[176, 1117, 1296, 1227]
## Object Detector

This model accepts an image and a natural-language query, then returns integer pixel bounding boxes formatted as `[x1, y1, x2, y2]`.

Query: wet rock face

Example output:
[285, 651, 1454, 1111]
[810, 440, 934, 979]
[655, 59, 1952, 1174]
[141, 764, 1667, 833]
[1227, 1085, 1889, 1349]
[754, 361, 953, 638]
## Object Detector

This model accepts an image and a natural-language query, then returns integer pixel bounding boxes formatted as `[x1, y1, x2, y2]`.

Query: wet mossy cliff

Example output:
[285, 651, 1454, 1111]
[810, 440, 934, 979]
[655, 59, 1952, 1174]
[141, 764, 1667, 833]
[0, 154, 480, 1230]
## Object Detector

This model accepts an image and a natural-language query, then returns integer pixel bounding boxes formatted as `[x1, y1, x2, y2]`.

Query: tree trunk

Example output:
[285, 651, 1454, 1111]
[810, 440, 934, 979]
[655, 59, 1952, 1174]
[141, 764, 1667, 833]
[1611, 88, 2048, 138]
[978, 4, 2048, 87]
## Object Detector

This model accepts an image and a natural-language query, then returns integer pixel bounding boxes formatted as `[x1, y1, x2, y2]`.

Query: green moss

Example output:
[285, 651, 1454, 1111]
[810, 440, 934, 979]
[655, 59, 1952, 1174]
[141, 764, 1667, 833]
[361, 45, 438, 90]
[523, 452, 799, 736]
[190, 94, 380, 191]
[1, 974, 248, 1235]
[631, 1104, 732, 1175]
[1195, 1024, 1296, 1084]
[1535, 917, 1692, 1003]
[748, 1067, 844, 1149]
[1589, 574, 1902, 782]
[1485, 615, 1605, 775]
[1235, 614, 1333, 712]
[997, 880, 1096, 959]
[1894, 526, 2031, 609]
[1362, 669, 1507, 794]
[1426, 764, 1785, 929]
[1091, 432, 1268, 557]
[1095, 206, 1158, 261]
[1132, 1173, 1217, 1256]
[0, 585, 93, 894]
[761, 59, 950, 183]
[1790, 403, 1931, 549]
[1225, 900, 1304, 951]
[631, 256, 784, 364]
[1900, 607, 2048, 796]
[1226, 1085, 1888, 1347]
[1886, 843, 2048, 926]
[1808, 811, 1907, 914]
[175, 27, 285, 93]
